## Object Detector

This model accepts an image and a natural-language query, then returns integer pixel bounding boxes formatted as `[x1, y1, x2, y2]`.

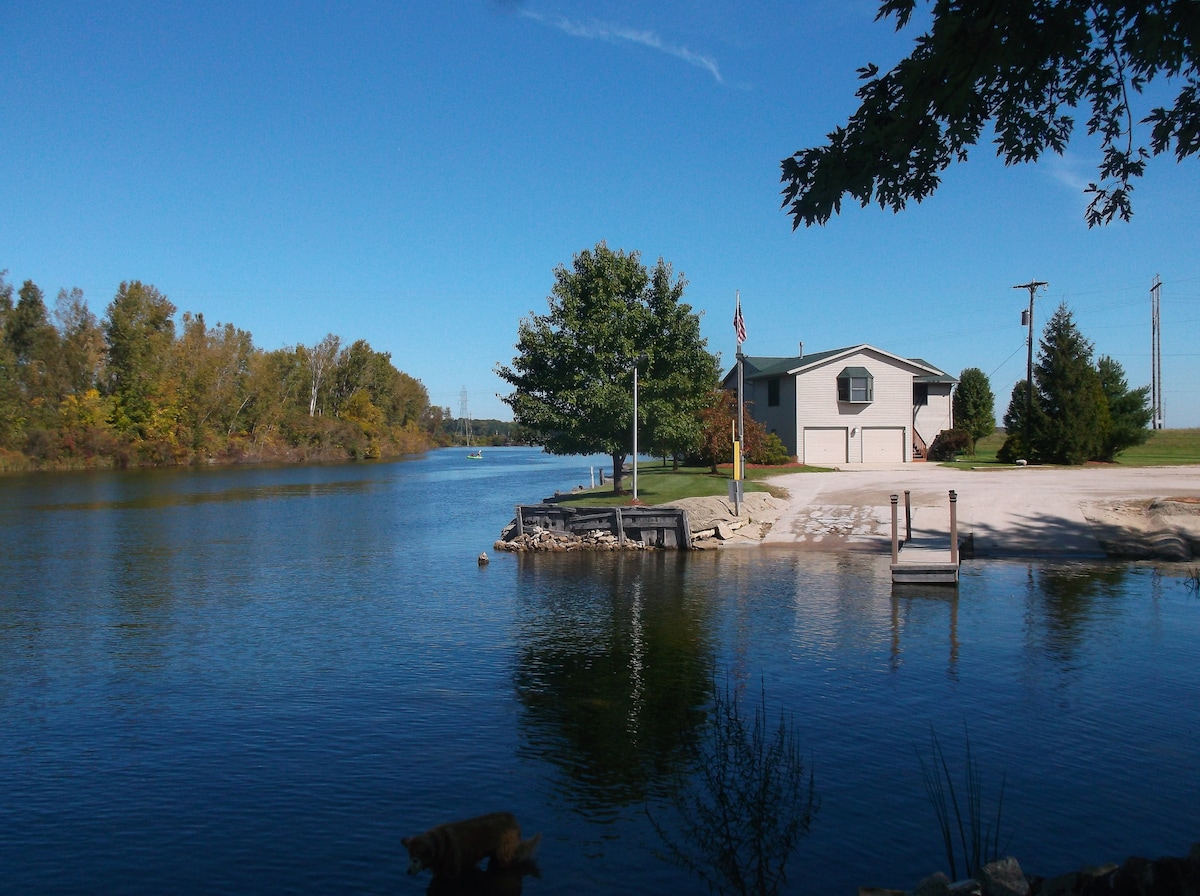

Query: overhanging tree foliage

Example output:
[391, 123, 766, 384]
[782, 0, 1199, 228]
[496, 243, 720, 495]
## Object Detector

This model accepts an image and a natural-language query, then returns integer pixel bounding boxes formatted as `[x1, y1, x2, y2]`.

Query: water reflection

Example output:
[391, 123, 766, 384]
[1022, 563, 1134, 666]
[3, 455, 1200, 895]
[889, 586, 960, 676]
[512, 552, 715, 814]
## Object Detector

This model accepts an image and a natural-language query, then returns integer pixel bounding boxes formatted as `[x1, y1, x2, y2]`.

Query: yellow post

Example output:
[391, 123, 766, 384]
[731, 420, 741, 481]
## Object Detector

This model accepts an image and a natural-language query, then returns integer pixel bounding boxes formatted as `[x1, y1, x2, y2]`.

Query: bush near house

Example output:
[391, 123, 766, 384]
[749, 432, 791, 466]
[928, 429, 970, 461]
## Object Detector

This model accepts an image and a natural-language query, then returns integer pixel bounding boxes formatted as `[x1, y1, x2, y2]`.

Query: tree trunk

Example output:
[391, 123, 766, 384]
[610, 451, 626, 495]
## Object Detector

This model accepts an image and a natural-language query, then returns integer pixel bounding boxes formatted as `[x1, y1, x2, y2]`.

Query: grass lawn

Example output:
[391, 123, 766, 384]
[550, 428, 1200, 506]
[551, 459, 831, 507]
[939, 428, 1200, 469]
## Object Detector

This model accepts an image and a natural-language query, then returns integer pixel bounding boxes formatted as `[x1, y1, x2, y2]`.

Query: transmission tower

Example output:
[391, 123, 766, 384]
[1151, 275, 1163, 429]
[459, 386, 471, 445]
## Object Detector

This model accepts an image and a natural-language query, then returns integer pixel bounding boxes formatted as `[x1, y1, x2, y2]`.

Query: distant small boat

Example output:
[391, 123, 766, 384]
[467, 449, 483, 459]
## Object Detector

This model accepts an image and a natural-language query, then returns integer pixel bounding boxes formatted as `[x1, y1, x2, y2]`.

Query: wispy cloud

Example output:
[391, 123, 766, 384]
[514, 7, 725, 85]
[1040, 149, 1091, 193]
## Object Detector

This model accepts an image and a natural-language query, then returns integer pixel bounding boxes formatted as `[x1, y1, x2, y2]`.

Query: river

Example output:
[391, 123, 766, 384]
[1, 447, 1198, 894]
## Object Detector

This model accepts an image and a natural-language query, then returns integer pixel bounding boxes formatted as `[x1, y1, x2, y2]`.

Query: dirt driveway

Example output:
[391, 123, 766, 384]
[758, 464, 1200, 560]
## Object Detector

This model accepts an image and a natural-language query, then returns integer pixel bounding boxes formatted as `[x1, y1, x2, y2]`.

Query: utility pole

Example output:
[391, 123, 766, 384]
[1013, 280, 1048, 454]
[1151, 275, 1163, 429]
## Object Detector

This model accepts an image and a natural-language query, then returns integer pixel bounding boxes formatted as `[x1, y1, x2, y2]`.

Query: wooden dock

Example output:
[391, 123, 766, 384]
[890, 490, 961, 585]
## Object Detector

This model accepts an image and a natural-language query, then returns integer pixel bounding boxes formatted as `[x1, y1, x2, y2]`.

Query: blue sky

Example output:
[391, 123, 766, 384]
[4, 0, 1198, 426]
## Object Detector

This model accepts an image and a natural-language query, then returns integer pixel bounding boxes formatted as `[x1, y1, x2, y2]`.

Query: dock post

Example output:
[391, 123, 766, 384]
[949, 490, 959, 565]
[615, 507, 625, 545]
[904, 490, 912, 542]
[890, 494, 899, 563]
[515, 505, 524, 537]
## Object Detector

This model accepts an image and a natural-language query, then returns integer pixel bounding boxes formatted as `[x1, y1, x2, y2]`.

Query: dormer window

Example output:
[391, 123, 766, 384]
[837, 367, 873, 403]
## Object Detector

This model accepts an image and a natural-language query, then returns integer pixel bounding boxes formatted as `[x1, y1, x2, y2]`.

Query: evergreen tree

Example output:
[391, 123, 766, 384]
[997, 380, 1031, 464]
[1031, 304, 1108, 464]
[952, 367, 995, 454]
[7, 281, 61, 431]
[1097, 355, 1152, 461]
[0, 273, 22, 450]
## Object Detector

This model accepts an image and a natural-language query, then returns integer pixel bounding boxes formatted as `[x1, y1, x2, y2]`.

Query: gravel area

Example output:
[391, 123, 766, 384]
[673, 465, 1200, 559]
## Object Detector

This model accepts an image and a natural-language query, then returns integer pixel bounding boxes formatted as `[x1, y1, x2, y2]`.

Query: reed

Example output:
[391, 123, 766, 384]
[649, 676, 818, 896]
[916, 725, 1008, 881]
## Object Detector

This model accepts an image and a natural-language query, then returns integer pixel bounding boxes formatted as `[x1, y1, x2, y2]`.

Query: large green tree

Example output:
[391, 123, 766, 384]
[782, 0, 1199, 228]
[953, 367, 996, 453]
[497, 243, 720, 494]
[103, 281, 178, 441]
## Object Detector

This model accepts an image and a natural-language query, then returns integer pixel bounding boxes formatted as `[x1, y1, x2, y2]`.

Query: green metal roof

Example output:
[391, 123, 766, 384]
[724, 346, 957, 384]
[837, 366, 872, 379]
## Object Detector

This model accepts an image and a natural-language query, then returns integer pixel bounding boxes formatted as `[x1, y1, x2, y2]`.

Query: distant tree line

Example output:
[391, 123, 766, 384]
[0, 271, 438, 470]
[424, 411, 542, 447]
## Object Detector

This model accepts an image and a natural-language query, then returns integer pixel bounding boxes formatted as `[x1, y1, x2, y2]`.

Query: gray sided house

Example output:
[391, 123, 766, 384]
[723, 345, 956, 464]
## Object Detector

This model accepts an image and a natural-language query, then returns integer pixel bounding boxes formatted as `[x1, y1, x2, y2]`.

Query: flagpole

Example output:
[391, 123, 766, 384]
[734, 291, 745, 518]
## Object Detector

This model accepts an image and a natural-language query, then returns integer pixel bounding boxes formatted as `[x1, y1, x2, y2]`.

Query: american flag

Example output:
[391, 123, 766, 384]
[733, 294, 746, 345]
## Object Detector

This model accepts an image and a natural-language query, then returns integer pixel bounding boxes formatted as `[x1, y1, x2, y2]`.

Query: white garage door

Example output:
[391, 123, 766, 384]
[861, 427, 906, 462]
[803, 428, 848, 465]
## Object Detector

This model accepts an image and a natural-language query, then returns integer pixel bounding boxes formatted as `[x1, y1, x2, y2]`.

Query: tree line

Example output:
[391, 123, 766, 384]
[0, 271, 437, 470]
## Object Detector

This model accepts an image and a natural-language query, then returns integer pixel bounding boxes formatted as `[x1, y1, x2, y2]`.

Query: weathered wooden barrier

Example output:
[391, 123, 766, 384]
[497, 504, 692, 551]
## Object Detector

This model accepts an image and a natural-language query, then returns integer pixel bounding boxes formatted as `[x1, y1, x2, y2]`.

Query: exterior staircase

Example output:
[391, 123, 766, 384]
[912, 430, 928, 461]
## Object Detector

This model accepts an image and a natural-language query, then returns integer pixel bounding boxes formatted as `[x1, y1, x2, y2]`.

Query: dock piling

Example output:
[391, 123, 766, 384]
[949, 490, 958, 565]
[890, 494, 899, 563]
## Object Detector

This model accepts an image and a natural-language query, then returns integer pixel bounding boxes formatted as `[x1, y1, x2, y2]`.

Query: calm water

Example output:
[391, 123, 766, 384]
[2, 448, 1198, 895]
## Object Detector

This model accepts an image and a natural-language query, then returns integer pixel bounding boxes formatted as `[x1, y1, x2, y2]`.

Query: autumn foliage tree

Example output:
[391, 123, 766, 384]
[697, 390, 768, 474]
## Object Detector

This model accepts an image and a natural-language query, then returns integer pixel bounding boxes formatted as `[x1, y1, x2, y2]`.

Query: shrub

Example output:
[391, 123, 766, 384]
[928, 429, 970, 461]
[749, 432, 791, 466]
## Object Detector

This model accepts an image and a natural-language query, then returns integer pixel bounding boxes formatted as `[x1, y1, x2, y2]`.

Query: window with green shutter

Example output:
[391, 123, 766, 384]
[837, 367, 873, 403]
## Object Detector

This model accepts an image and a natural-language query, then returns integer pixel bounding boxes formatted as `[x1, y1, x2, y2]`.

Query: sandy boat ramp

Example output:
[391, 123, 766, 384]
[669, 464, 1200, 560]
